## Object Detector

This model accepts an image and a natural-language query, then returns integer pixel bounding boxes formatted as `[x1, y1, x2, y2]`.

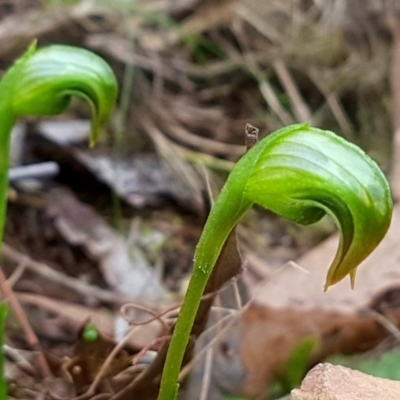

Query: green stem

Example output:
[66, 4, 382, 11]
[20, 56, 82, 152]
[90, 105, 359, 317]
[158, 228, 231, 399]
[158, 183, 251, 399]
[0, 107, 17, 400]
[0, 106, 16, 250]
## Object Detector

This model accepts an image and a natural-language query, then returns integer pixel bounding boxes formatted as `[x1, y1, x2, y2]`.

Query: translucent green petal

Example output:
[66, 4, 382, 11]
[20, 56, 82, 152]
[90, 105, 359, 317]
[242, 123, 393, 288]
[9, 43, 117, 146]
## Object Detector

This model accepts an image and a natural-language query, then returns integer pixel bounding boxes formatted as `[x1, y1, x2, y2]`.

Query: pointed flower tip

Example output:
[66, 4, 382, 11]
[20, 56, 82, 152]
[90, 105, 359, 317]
[324, 267, 357, 291]
[350, 268, 357, 289]
[27, 40, 38, 54]
[324, 188, 392, 291]
[89, 125, 100, 148]
[89, 126, 103, 148]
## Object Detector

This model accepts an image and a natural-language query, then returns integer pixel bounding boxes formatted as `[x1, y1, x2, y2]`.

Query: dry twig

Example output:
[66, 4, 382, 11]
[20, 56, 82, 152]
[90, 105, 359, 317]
[0, 266, 52, 378]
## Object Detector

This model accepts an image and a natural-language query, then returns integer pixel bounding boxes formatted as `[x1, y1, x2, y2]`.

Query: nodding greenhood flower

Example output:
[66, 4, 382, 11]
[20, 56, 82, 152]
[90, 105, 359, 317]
[236, 123, 393, 289]
[189, 123, 393, 293]
[0, 42, 118, 248]
[159, 123, 393, 400]
[1, 41, 117, 146]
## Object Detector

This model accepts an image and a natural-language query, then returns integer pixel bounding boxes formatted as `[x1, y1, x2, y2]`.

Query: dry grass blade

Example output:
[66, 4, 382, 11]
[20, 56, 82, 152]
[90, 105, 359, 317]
[234, 1, 284, 44]
[138, 111, 204, 214]
[0, 1, 116, 62]
[389, 15, 400, 199]
[151, 103, 245, 158]
[273, 59, 311, 122]
[198, 347, 213, 400]
[307, 70, 355, 139]
[231, 18, 294, 126]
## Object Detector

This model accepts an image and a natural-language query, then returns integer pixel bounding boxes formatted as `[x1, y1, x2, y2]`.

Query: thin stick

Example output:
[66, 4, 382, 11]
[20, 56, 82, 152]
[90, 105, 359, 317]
[368, 309, 400, 342]
[273, 59, 311, 122]
[232, 18, 294, 126]
[6, 258, 27, 288]
[0, 266, 52, 378]
[120, 303, 171, 333]
[388, 15, 400, 199]
[1, 243, 127, 305]
[178, 310, 238, 381]
[3, 344, 35, 375]
[132, 336, 169, 366]
[307, 71, 355, 140]
[199, 347, 213, 400]
[232, 279, 243, 310]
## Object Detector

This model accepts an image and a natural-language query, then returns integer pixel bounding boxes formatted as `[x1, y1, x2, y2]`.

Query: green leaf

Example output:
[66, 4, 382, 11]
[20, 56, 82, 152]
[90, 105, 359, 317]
[328, 349, 400, 381]
[159, 123, 393, 400]
[284, 336, 318, 389]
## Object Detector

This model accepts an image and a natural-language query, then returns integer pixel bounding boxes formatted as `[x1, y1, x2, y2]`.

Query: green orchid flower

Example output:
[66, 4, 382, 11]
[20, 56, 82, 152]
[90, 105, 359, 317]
[0, 42, 118, 249]
[159, 123, 393, 400]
